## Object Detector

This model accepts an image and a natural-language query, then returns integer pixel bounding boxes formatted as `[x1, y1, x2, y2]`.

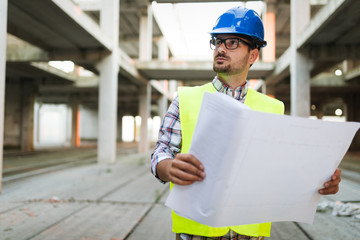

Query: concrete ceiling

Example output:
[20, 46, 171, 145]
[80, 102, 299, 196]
[5, 0, 360, 114]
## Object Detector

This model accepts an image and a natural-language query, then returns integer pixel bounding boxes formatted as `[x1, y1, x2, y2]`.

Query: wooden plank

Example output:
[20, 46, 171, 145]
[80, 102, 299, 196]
[30, 202, 151, 240]
[0, 202, 86, 240]
[102, 172, 168, 203]
[298, 210, 360, 240]
[268, 222, 309, 240]
[127, 203, 175, 240]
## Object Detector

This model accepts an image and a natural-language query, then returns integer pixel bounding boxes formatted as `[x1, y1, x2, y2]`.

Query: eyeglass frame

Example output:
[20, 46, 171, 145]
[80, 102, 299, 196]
[210, 37, 254, 50]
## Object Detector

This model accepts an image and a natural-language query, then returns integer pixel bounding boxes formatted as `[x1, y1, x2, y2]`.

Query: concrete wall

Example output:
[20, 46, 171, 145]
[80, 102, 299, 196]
[4, 79, 21, 148]
[79, 105, 98, 141]
[34, 103, 71, 148]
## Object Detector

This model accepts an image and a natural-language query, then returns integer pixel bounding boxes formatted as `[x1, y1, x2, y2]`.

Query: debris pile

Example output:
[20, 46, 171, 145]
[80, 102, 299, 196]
[317, 200, 360, 219]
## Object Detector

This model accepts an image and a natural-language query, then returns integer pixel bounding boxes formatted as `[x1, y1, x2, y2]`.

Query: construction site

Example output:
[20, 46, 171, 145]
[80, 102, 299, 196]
[0, 0, 360, 239]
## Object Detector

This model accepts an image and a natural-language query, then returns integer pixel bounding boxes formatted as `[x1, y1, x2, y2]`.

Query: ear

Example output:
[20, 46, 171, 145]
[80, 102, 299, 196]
[249, 49, 259, 65]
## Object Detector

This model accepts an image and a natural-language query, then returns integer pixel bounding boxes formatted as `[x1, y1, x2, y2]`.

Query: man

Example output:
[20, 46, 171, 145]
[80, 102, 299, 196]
[151, 6, 341, 240]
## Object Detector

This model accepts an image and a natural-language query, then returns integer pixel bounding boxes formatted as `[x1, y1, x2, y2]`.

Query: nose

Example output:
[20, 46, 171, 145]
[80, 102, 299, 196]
[217, 41, 227, 53]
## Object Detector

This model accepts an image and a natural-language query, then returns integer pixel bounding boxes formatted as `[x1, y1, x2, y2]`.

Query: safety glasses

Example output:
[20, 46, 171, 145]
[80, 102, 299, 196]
[210, 37, 252, 50]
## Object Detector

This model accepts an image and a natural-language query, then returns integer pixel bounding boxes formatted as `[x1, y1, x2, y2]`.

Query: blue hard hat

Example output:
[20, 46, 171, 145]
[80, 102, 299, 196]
[210, 6, 267, 48]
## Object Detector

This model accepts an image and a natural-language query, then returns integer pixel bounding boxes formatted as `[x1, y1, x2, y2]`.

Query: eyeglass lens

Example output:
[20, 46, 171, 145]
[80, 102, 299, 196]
[210, 38, 249, 50]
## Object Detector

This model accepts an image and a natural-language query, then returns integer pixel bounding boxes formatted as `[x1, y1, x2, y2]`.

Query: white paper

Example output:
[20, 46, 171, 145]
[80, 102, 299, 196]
[165, 92, 360, 227]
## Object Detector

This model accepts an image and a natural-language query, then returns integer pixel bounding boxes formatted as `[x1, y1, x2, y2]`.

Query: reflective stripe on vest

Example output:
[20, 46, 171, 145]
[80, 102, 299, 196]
[171, 82, 284, 237]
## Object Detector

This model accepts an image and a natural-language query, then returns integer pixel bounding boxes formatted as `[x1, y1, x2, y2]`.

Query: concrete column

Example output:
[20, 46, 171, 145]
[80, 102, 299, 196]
[139, 5, 153, 61]
[21, 82, 35, 151]
[261, 82, 267, 95]
[97, 0, 119, 163]
[138, 83, 151, 153]
[117, 113, 122, 142]
[158, 92, 168, 120]
[263, 1, 276, 62]
[71, 98, 80, 147]
[290, 0, 311, 117]
[169, 80, 178, 99]
[134, 116, 137, 143]
[0, 0, 7, 194]
[158, 36, 169, 61]
[157, 37, 169, 119]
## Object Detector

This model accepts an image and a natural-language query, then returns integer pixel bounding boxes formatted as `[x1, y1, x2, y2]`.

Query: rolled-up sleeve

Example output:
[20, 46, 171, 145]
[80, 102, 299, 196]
[151, 96, 182, 183]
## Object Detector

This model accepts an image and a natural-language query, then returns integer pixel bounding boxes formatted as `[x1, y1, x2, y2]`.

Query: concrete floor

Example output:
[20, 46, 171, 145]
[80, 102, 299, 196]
[0, 149, 359, 240]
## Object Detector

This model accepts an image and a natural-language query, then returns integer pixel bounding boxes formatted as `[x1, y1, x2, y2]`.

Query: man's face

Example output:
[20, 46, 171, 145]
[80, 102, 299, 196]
[212, 34, 254, 76]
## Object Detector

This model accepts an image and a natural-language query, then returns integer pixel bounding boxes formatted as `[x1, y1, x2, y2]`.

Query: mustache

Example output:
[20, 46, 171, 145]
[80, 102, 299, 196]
[214, 53, 229, 59]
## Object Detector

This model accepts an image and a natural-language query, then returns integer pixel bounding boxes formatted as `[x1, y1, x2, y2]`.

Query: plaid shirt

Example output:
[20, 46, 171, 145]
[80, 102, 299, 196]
[151, 77, 250, 239]
[151, 76, 248, 181]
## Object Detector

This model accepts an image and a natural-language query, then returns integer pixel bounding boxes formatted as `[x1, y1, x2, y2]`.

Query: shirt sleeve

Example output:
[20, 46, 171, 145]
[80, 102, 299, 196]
[151, 96, 182, 183]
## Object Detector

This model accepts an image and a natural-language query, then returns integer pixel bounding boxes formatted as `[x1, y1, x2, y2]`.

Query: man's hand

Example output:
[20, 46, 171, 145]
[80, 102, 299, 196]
[157, 154, 206, 185]
[318, 168, 341, 195]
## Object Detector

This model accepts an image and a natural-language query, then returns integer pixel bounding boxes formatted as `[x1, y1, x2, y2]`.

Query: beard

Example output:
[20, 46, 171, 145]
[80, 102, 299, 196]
[213, 53, 231, 73]
[213, 63, 231, 73]
[213, 52, 250, 75]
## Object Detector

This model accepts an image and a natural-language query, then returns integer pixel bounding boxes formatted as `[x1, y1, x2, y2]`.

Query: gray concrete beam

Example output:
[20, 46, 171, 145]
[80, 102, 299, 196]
[276, 34, 290, 49]
[310, 0, 328, 4]
[118, 48, 148, 85]
[6, 38, 147, 87]
[120, 35, 163, 43]
[136, 60, 213, 72]
[136, 60, 274, 81]
[6, 34, 109, 63]
[268, 0, 354, 87]
[296, 0, 348, 49]
[35, 94, 147, 105]
[52, 0, 113, 51]
[0, 0, 7, 194]
[312, 73, 348, 86]
[6, 38, 49, 62]
[75, 0, 101, 11]
[77, 0, 147, 13]
[49, 49, 109, 63]
[38, 84, 138, 94]
[150, 80, 171, 101]
[266, 47, 291, 85]
[30, 62, 81, 82]
[345, 65, 360, 82]
[306, 45, 360, 61]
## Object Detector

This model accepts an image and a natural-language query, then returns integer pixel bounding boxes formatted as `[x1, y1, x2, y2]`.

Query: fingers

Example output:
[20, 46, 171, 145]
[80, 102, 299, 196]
[332, 168, 342, 180]
[319, 168, 342, 195]
[169, 154, 206, 186]
[319, 185, 339, 195]
[175, 153, 204, 171]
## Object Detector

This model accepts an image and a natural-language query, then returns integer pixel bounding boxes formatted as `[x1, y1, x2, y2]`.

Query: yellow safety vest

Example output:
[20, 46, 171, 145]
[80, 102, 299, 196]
[171, 82, 284, 237]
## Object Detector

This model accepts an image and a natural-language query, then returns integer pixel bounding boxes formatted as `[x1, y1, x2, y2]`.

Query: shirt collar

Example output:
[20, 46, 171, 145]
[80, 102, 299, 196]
[212, 76, 248, 102]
